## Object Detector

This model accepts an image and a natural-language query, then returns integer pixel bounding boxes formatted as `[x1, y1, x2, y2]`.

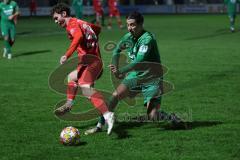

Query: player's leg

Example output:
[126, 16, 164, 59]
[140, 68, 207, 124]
[54, 70, 78, 115]
[6, 23, 16, 59]
[229, 14, 236, 32]
[143, 83, 182, 123]
[79, 59, 116, 135]
[107, 13, 113, 29]
[114, 10, 123, 29]
[96, 12, 101, 26]
[85, 80, 132, 135]
[1, 23, 10, 58]
[80, 84, 115, 135]
[9, 24, 16, 46]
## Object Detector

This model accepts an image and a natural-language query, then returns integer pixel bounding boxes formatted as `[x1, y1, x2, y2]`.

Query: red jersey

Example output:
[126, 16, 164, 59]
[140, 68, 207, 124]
[108, 0, 118, 10]
[65, 18, 101, 60]
[93, 0, 103, 13]
[29, 0, 37, 11]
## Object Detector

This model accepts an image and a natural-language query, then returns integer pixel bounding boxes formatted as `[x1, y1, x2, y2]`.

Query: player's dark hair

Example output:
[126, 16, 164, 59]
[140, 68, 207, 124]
[126, 11, 144, 25]
[51, 3, 71, 16]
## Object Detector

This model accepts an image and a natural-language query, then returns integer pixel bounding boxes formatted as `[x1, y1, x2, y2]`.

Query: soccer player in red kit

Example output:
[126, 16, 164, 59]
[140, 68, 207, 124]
[93, 0, 104, 26]
[107, 0, 123, 29]
[51, 3, 114, 135]
[29, 0, 37, 16]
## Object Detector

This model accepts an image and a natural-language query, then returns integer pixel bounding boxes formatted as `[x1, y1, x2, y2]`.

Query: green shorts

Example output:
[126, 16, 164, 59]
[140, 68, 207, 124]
[122, 76, 162, 106]
[1, 21, 16, 39]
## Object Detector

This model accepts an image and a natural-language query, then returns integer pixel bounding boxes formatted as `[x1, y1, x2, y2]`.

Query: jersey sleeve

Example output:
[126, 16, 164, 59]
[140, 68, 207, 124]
[119, 37, 152, 74]
[112, 33, 131, 68]
[65, 22, 84, 58]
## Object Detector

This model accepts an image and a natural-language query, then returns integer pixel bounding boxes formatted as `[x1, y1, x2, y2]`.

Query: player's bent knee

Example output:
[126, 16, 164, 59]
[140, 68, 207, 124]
[68, 70, 78, 82]
[79, 84, 94, 98]
[112, 91, 119, 99]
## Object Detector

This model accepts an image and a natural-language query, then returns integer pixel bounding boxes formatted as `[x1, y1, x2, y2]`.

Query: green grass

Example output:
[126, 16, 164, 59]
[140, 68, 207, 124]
[0, 15, 240, 160]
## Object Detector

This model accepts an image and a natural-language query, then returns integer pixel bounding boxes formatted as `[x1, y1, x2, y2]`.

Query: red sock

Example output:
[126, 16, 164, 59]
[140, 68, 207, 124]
[90, 92, 108, 114]
[67, 81, 78, 100]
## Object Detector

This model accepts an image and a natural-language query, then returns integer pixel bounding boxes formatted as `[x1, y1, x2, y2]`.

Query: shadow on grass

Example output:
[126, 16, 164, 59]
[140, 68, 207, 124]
[114, 120, 222, 139]
[184, 28, 233, 41]
[17, 31, 33, 35]
[162, 120, 223, 130]
[113, 122, 146, 139]
[14, 50, 51, 58]
[62, 141, 87, 147]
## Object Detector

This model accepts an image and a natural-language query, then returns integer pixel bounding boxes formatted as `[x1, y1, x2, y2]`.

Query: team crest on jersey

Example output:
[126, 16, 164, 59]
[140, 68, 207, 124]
[139, 45, 148, 54]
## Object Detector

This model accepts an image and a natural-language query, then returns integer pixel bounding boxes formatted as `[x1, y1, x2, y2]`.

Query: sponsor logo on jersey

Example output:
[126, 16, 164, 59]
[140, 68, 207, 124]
[139, 45, 148, 55]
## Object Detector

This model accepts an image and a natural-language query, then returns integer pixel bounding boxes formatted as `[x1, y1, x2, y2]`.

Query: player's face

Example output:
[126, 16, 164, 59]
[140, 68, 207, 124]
[53, 12, 67, 28]
[126, 19, 142, 38]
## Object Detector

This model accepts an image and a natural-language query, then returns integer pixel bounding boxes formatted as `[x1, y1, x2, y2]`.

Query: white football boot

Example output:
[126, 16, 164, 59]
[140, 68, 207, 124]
[3, 48, 7, 58]
[7, 54, 12, 59]
[104, 112, 115, 135]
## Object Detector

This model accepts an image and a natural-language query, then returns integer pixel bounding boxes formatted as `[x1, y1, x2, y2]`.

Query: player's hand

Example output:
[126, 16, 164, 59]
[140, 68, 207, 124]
[60, 55, 67, 64]
[8, 15, 14, 20]
[109, 64, 118, 73]
[109, 64, 124, 79]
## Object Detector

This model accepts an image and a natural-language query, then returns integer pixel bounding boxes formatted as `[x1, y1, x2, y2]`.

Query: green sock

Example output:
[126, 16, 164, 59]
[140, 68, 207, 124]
[97, 116, 105, 127]
[4, 40, 11, 54]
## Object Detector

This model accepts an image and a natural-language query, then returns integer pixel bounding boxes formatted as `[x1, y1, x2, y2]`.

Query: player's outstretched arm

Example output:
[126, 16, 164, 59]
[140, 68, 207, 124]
[64, 26, 83, 60]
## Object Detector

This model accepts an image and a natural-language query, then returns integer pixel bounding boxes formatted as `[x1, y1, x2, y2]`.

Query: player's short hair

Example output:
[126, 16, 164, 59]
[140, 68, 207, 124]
[51, 3, 71, 16]
[126, 11, 144, 25]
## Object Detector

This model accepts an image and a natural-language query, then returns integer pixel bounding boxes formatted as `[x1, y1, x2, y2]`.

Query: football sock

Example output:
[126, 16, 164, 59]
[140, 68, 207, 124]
[4, 40, 11, 54]
[66, 99, 74, 107]
[90, 92, 109, 114]
[230, 18, 235, 28]
[103, 111, 113, 121]
[108, 95, 119, 111]
[96, 116, 105, 128]
[67, 81, 78, 100]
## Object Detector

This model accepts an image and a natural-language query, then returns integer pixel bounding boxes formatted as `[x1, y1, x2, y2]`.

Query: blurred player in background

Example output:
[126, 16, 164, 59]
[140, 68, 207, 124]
[107, 0, 123, 29]
[0, 0, 19, 59]
[85, 11, 181, 135]
[72, 0, 83, 19]
[92, 0, 105, 26]
[224, 0, 240, 32]
[29, 0, 37, 16]
[51, 3, 114, 135]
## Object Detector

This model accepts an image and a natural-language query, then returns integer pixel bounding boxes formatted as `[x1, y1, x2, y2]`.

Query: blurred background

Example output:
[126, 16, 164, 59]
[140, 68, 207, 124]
[16, 0, 236, 16]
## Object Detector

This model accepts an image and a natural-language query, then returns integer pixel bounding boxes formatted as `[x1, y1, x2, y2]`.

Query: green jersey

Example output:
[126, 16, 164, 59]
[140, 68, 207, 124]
[0, 1, 19, 23]
[224, 0, 240, 14]
[72, 0, 83, 18]
[112, 31, 161, 79]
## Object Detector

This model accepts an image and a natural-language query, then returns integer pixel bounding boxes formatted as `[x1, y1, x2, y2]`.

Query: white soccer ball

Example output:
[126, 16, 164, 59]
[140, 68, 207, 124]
[60, 126, 80, 145]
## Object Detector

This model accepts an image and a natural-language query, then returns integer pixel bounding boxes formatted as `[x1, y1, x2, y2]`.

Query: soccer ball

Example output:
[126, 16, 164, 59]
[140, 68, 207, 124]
[60, 126, 80, 145]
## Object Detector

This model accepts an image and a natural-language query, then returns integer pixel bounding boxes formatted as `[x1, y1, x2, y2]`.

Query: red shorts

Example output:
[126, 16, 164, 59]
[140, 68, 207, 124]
[109, 8, 120, 17]
[77, 55, 103, 85]
[94, 8, 104, 16]
[96, 10, 103, 17]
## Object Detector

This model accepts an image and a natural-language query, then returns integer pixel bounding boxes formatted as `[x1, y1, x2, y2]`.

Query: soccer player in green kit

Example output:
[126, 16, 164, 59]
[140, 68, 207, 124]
[0, 0, 19, 59]
[72, 0, 83, 19]
[85, 11, 181, 135]
[224, 0, 240, 32]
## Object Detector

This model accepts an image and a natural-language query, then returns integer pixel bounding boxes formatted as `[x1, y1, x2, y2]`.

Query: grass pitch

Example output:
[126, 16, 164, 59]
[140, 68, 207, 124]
[0, 14, 240, 160]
